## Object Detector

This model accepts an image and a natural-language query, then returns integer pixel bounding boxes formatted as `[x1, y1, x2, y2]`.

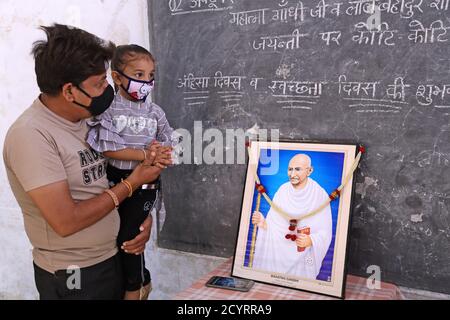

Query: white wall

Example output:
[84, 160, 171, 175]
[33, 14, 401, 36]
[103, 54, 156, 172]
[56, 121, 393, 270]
[0, 0, 150, 299]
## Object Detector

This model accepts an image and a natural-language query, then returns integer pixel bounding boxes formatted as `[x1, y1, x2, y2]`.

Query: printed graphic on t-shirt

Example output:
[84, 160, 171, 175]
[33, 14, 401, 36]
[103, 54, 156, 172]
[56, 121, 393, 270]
[78, 148, 107, 185]
[112, 115, 128, 132]
[112, 115, 158, 136]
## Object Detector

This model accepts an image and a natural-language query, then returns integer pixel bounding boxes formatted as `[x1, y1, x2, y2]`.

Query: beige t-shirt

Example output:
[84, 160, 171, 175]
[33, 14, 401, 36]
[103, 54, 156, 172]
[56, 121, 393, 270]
[3, 97, 120, 273]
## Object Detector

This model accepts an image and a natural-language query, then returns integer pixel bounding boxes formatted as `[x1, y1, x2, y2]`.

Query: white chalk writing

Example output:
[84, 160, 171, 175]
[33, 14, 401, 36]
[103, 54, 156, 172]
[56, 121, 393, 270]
[169, 0, 234, 15]
[176, 73, 450, 116]
[408, 19, 450, 44]
[269, 80, 324, 97]
[271, 0, 306, 23]
[320, 30, 342, 45]
[416, 84, 450, 106]
[379, 0, 424, 19]
[352, 22, 398, 46]
[252, 29, 308, 51]
[430, 0, 450, 11]
[178, 73, 210, 90]
[229, 8, 268, 26]
[386, 77, 411, 101]
[346, 0, 378, 16]
[338, 75, 379, 98]
[214, 71, 246, 91]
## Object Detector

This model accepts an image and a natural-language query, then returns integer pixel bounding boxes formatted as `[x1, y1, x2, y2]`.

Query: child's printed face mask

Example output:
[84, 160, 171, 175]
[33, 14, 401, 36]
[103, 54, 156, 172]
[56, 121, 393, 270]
[117, 70, 154, 101]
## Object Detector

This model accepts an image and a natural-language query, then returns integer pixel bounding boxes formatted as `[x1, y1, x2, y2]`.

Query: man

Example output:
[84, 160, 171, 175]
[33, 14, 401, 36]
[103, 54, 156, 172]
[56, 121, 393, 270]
[252, 154, 332, 279]
[2, 24, 171, 299]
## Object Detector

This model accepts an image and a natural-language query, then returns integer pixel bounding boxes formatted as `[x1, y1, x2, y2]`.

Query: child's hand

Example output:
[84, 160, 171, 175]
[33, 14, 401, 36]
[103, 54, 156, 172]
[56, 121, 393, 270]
[143, 141, 173, 169]
[153, 146, 173, 169]
[142, 154, 156, 167]
[142, 141, 160, 167]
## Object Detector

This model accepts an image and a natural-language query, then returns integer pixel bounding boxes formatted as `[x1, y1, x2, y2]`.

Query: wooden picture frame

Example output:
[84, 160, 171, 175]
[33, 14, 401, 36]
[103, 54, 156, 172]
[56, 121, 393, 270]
[232, 141, 358, 299]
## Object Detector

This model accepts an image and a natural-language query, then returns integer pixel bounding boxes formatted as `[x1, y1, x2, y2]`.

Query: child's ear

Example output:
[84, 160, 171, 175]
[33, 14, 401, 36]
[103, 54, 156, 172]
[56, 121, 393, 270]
[111, 71, 122, 86]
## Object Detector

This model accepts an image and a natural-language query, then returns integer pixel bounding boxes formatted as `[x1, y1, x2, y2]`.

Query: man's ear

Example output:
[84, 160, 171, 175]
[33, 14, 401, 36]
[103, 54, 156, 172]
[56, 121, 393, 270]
[61, 83, 75, 102]
[308, 167, 314, 176]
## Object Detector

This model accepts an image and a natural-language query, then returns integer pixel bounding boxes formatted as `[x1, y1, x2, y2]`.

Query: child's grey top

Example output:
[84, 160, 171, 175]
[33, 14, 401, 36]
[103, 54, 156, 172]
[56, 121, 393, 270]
[87, 93, 174, 170]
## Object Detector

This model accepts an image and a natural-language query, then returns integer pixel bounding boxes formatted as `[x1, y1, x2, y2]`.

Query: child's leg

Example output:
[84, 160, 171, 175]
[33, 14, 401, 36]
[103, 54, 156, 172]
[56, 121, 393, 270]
[139, 281, 152, 300]
[107, 165, 158, 300]
[117, 188, 157, 299]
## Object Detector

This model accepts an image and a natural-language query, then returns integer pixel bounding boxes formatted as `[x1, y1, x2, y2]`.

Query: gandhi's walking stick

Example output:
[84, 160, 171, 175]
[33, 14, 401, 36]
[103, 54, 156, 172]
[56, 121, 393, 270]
[248, 192, 262, 268]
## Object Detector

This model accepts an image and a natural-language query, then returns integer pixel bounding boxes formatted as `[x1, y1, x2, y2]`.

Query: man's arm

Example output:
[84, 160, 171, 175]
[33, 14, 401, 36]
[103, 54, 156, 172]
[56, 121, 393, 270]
[27, 165, 162, 237]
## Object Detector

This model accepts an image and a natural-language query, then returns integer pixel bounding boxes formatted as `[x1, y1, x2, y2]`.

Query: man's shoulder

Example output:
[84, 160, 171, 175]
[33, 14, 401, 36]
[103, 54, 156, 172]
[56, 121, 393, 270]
[277, 182, 292, 193]
[5, 102, 45, 138]
[3, 101, 47, 165]
[308, 178, 329, 197]
[4, 99, 62, 147]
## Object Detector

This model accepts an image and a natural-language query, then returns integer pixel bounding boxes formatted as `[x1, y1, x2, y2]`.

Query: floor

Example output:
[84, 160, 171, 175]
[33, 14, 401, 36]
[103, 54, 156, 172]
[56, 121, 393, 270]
[146, 245, 450, 300]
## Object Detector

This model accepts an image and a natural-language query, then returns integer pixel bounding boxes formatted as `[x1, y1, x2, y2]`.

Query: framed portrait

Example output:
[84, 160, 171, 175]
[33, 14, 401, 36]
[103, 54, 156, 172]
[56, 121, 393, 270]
[232, 141, 359, 299]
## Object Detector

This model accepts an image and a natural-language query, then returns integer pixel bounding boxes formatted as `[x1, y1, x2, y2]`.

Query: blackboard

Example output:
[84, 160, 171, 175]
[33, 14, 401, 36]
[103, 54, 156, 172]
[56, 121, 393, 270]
[148, 0, 450, 294]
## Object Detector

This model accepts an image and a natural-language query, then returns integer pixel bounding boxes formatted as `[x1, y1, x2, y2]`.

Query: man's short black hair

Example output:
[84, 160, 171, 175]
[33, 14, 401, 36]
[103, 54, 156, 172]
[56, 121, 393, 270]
[32, 24, 116, 95]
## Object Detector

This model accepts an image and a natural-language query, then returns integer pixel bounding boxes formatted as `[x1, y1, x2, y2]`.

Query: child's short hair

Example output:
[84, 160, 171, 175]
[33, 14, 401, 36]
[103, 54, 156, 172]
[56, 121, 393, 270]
[32, 24, 116, 95]
[111, 45, 155, 72]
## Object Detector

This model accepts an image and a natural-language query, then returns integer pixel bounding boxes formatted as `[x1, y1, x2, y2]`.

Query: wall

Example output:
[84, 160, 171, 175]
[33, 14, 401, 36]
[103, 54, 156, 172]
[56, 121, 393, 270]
[0, 0, 150, 299]
[1, 0, 448, 300]
[149, 0, 450, 294]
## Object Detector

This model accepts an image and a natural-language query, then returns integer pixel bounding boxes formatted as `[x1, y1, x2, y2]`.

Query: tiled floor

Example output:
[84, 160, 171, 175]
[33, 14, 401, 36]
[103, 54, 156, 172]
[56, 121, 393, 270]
[400, 287, 450, 300]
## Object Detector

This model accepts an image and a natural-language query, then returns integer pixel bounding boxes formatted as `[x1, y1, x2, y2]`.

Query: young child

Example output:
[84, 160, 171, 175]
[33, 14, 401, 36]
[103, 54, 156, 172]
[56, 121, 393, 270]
[87, 45, 174, 300]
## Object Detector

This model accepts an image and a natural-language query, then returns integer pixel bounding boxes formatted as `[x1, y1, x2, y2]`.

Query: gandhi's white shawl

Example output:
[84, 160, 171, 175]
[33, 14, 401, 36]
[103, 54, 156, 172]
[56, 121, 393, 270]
[253, 178, 332, 279]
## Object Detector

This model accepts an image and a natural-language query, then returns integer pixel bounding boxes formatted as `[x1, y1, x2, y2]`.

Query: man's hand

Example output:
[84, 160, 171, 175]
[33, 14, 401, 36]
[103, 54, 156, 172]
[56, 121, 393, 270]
[296, 234, 312, 249]
[121, 215, 152, 255]
[251, 211, 267, 230]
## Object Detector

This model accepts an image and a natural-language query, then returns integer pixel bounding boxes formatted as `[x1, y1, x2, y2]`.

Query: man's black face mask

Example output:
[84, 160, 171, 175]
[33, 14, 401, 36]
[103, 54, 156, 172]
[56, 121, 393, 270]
[73, 84, 115, 116]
